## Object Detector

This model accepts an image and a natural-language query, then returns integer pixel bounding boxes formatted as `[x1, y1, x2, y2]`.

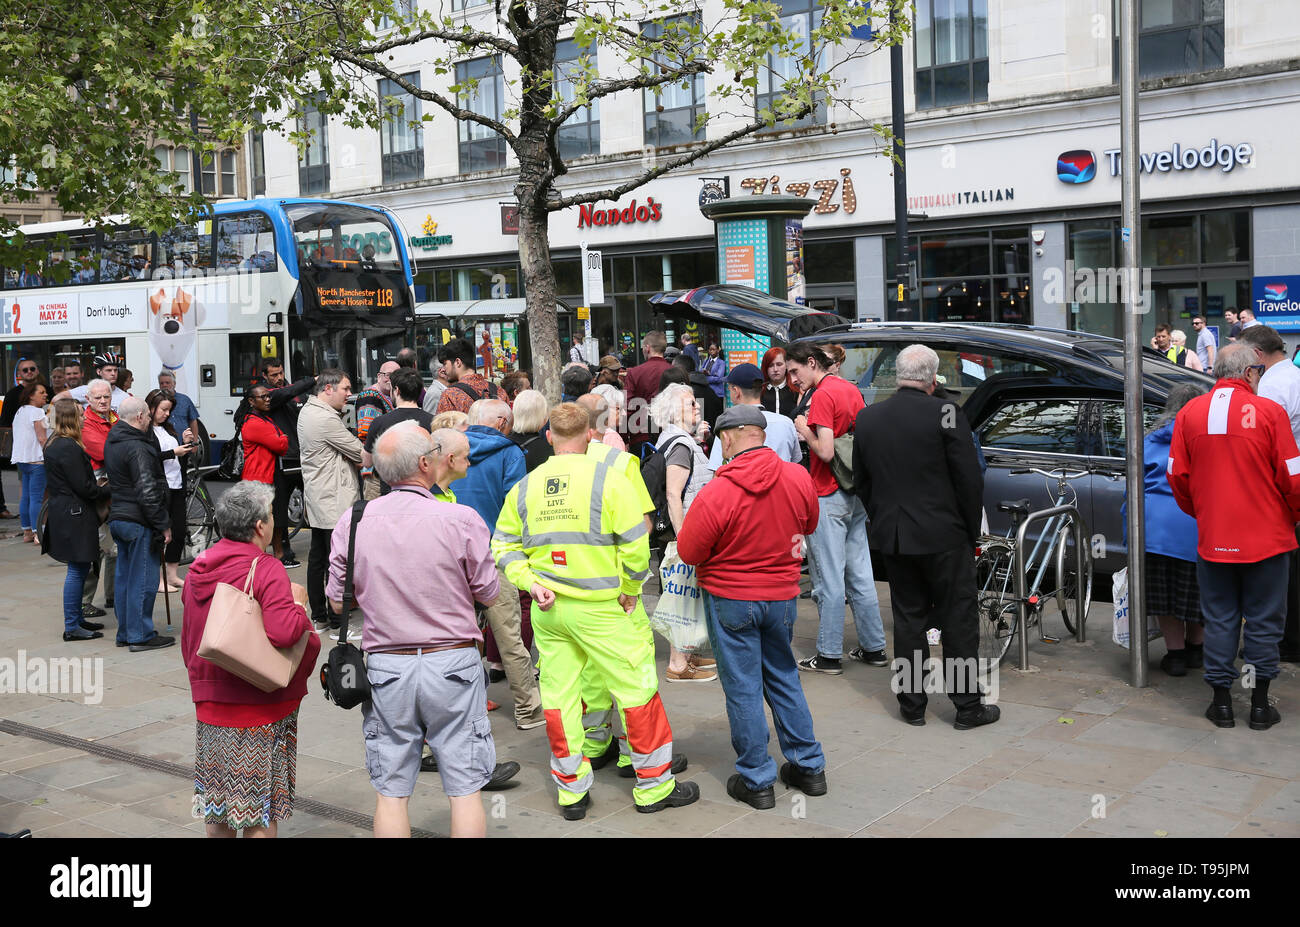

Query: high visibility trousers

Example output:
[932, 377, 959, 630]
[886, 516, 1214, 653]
[535, 594, 675, 807]
[579, 602, 653, 771]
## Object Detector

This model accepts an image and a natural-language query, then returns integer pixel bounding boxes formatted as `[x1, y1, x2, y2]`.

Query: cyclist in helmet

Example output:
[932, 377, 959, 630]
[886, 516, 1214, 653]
[56, 352, 130, 411]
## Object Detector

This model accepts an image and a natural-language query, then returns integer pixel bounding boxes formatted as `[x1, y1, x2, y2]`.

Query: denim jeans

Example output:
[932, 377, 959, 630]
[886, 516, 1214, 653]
[109, 520, 160, 645]
[17, 462, 45, 531]
[63, 561, 92, 634]
[806, 489, 886, 658]
[703, 590, 825, 790]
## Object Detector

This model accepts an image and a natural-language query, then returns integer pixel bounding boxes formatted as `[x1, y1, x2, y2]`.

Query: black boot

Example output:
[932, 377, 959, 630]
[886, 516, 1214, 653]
[1184, 641, 1204, 669]
[1205, 685, 1234, 728]
[1250, 678, 1281, 731]
[1160, 648, 1187, 677]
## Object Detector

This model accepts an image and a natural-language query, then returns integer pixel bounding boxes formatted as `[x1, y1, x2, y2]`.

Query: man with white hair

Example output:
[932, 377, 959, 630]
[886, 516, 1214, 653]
[327, 422, 503, 837]
[852, 344, 994, 729]
[449, 399, 544, 730]
[80, 379, 119, 618]
[103, 396, 174, 650]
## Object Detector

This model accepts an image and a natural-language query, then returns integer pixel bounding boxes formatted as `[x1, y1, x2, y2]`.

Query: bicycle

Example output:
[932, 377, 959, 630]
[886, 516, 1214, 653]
[181, 464, 220, 564]
[975, 466, 1095, 664]
[283, 465, 305, 542]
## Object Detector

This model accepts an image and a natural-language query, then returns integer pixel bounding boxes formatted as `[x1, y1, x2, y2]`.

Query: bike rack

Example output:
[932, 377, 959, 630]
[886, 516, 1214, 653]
[1013, 504, 1090, 671]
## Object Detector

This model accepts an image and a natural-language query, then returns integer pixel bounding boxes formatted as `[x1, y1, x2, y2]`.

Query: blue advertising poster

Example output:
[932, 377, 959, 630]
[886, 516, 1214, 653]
[1253, 275, 1300, 331]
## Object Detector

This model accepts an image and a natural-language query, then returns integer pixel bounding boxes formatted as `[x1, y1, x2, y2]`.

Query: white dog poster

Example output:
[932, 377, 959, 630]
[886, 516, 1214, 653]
[147, 283, 204, 397]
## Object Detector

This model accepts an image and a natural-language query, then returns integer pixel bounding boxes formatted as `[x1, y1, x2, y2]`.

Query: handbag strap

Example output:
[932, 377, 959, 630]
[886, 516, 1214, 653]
[339, 500, 369, 641]
[243, 556, 261, 596]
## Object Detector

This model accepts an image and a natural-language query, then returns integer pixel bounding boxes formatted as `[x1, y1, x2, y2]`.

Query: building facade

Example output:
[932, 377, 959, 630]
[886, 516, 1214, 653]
[259, 0, 1300, 356]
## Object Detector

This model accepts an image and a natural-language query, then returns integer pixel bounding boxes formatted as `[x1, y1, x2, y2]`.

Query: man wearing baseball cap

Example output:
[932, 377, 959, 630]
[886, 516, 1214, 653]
[707, 363, 800, 468]
[677, 404, 827, 809]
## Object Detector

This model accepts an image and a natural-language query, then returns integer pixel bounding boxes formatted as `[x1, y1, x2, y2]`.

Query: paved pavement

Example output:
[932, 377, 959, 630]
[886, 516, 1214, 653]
[1, 470, 1298, 838]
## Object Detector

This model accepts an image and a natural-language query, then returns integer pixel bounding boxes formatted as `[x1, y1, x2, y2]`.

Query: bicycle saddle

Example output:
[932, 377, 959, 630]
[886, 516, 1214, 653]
[997, 498, 1031, 517]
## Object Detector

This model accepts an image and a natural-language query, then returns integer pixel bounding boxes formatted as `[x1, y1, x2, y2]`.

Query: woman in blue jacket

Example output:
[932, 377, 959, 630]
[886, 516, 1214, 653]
[1140, 384, 1207, 676]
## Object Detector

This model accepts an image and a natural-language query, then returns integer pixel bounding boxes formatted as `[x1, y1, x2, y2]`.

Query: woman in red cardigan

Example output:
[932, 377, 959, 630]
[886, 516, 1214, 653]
[181, 480, 320, 837]
[240, 385, 290, 559]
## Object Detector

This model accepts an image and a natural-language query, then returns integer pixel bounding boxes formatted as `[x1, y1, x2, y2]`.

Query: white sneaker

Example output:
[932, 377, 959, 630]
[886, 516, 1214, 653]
[329, 628, 363, 643]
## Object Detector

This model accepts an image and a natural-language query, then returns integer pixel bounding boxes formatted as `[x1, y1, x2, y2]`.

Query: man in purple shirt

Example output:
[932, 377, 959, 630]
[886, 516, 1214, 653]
[326, 421, 501, 837]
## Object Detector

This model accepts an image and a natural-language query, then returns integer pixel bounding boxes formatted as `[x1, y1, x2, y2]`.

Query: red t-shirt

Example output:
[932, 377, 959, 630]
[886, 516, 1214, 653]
[806, 375, 863, 496]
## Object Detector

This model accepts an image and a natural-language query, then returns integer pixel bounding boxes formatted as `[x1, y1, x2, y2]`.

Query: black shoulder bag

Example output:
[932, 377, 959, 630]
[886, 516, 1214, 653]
[320, 500, 370, 709]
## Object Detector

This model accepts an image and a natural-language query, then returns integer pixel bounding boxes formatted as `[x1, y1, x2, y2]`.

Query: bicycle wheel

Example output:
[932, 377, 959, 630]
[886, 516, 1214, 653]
[287, 487, 304, 541]
[976, 541, 1019, 664]
[182, 485, 216, 564]
[1054, 522, 1093, 636]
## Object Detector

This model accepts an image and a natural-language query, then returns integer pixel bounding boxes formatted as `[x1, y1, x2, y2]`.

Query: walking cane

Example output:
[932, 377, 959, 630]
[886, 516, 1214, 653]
[162, 573, 173, 629]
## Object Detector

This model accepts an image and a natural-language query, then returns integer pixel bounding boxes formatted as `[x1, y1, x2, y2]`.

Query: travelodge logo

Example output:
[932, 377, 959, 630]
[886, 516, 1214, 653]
[1057, 150, 1096, 184]
[1265, 283, 1288, 302]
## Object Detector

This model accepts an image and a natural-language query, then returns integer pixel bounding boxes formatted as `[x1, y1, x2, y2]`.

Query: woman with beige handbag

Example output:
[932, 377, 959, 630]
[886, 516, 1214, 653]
[180, 481, 321, 838]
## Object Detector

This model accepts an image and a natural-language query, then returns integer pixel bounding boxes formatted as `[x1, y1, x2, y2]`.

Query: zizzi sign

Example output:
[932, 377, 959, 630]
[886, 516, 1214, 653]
[578, 197, 662, 229]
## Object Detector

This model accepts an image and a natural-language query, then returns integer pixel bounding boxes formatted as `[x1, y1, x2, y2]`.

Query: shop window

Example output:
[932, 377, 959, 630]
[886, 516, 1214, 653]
[1141, 214, 1197, 267]
[805, 240, 854, 285]
[1201, 209, 1249, 264]
[915, 0, 989, 110]
[886, 226, 1029, 324]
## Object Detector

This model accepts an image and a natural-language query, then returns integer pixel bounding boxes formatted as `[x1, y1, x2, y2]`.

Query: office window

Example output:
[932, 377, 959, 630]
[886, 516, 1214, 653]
[377, 0, 417, 30]
[298, 97, 330, 194]
[200, 149, 238, 198]
[555, 40, 600, 160]
[643, 15, 705, 148]
[249, 120, 266, 196]
[1113, 0, 1224, 80]
[380, 73, 425, 184]
[757, 0, 826, 129]
[457, 56, 507, 173]
[154, 146, 193, 194]
[914, 0, 988, 109]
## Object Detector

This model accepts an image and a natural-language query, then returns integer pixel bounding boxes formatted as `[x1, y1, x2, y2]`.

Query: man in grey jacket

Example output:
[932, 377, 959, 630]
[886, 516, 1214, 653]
[299, 369, 363, 635]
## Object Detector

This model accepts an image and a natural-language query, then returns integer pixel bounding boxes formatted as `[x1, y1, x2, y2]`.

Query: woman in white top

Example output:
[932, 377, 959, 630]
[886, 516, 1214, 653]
[649, 382, 717, 682]
[146, 389, 196, 590]
[12, 381, 50, 543]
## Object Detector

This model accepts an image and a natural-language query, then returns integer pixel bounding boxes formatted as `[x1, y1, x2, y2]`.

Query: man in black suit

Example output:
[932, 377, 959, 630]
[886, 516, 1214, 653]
[852, 344, 999, 730]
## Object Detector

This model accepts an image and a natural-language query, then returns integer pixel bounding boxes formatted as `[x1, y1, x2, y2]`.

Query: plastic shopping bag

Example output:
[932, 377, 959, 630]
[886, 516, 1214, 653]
[1111, 567, 1162, 648]
[649, 542, 710, 654]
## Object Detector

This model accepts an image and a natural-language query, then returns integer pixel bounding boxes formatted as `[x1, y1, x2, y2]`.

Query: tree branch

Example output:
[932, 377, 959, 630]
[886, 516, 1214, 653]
[330, 47, 517, 145]
[548, 104, 812, 211]
[356, 25, 519, 59]
[550, 60, 710, 127]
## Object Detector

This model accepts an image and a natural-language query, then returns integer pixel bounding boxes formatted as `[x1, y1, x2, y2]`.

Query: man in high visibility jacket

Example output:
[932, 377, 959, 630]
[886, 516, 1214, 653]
[493, 402, 700, 820]
[575, 393, 688, 780]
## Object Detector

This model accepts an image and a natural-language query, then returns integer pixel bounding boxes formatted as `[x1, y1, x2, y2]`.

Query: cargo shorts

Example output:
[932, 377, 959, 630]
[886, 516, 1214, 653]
[362, 647, 496, 798]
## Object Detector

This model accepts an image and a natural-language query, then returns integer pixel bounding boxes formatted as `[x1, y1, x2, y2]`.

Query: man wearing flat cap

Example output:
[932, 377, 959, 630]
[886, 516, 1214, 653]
[677, 404, 827, 810]
[707, 363, 801, 468]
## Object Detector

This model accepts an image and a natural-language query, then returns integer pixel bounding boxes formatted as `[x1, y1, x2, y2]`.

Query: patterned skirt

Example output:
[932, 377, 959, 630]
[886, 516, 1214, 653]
[194, 710, 298, 830]
[1145, 552, 1204, 625]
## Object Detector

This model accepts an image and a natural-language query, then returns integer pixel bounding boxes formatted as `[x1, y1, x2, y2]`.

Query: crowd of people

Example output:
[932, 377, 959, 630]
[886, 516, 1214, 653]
[9, 316, 1299, 837]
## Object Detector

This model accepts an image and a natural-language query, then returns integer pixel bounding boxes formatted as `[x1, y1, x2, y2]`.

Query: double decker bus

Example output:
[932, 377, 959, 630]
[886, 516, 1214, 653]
[1, 198, 415, 452]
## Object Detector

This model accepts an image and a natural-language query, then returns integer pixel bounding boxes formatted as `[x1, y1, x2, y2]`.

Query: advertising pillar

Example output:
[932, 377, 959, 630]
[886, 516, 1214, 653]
[700, 195, 815, 374]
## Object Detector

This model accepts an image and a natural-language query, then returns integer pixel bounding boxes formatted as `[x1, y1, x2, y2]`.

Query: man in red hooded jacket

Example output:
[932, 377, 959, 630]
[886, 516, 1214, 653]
[677, 404, 826, 811]
[1168, 343, 1300, 731]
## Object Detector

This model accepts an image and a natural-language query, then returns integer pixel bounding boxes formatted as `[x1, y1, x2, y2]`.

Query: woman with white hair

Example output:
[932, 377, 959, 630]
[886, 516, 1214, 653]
[509, 388, 553, 473]
[181, 480, 319, 838]
[591, 384, 627, 451]
[1169, 329, 1204, 371]
[650, 383, 717, 682]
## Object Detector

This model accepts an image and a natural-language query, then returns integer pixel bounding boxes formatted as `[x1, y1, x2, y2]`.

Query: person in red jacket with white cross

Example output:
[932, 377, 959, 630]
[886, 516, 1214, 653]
[1168, 343, 1300, 731]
